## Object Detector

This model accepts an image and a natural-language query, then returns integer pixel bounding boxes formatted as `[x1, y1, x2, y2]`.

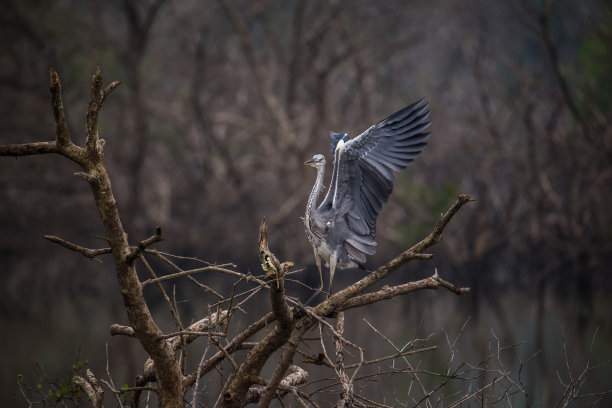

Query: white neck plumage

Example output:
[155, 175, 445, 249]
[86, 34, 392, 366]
[305, 164, 325, 233]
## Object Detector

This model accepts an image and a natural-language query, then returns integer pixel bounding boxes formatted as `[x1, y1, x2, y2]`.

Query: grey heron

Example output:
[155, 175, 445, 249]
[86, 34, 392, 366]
[304, 99, 431, 297]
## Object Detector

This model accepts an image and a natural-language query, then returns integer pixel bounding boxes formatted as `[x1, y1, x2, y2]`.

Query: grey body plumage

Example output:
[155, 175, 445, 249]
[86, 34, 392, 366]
[304, 99, 431, 296]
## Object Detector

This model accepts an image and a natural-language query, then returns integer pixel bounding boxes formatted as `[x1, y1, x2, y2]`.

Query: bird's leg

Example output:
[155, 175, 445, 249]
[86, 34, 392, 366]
[304, 254, 324, 306]
[328, 253, 337, 298]
[316, 255, 324, 293]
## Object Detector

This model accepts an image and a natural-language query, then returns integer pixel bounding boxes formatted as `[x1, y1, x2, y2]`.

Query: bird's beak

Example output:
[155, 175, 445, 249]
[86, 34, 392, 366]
[304, 158, 315, 166]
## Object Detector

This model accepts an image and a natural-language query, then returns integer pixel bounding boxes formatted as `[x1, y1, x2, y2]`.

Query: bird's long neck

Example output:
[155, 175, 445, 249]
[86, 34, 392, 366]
[305, 165, 325, 231]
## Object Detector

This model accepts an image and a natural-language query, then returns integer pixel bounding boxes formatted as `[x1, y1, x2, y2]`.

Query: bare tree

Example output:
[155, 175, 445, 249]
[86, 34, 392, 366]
[0, 69, 478, 407]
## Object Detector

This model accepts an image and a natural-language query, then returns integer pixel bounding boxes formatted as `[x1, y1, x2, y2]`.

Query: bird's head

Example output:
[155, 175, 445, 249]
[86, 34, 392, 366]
[304, 154, 326, 168]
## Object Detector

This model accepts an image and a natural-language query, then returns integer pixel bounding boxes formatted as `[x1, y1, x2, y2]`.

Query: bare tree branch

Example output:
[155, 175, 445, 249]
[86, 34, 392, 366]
[43, 234, 112, 261]
[0, 68, 185, 408]
[73, 369, 104, 408]
[223, 219, 295, 407]
[126, 226, 163, 262]
[333, 312, 354, 407]
[314, 194, 473, 316]
[0, 141, 59, 156]
[340, 269, 469, 311]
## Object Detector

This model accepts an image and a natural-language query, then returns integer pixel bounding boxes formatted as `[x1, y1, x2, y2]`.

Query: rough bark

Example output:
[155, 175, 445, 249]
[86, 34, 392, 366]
[222, 219, 295, 408]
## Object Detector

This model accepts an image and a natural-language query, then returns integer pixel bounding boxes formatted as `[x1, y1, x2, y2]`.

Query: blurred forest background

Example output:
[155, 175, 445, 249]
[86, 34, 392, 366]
[1, 0, 611, 406]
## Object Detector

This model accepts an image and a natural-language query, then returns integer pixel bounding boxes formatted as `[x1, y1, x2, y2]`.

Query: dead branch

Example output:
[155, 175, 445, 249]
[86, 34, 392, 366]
[0, 141, 59, 156]
[222, 219, 295, 408]
[258, 218, 293, 328]
[73, 369, 104, 408]
[143, 249, 226, 298]
[258, 327, 304, 407]
[102, 80, 121, 102]
[136, 310, 229, 383]
[243, 366, 310, 406]
[126, 226, 163, 262]
[219, 194, 470, 406]
[333, 312, 354, 407]
[110, 324, 135, 337]
[0, 68, 185, 408]
[43, 235, 112, 261]
[140, 264, 240, 287]
[339, 269, 469, 311]
[313, 194, 472, 317]
[183, 311, 276, 389]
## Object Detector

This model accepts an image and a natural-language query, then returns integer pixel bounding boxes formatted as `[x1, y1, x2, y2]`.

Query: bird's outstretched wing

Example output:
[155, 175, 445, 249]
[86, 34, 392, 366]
[331, 99, 431, 255]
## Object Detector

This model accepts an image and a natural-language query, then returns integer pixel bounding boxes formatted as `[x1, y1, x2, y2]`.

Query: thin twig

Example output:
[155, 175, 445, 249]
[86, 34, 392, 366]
[44, 235, 111, 261]
[141, 265, 242, 287]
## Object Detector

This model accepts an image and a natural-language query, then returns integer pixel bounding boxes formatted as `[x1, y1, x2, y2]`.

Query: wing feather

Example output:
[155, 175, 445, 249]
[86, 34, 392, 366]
[363, 156, 395, 179]
[383, 98, 426, 126]
[388, 105, 429, 129]
[345, 242, 367, 263]
[315, 99, 431, 265]
[330, 100, 430, 248]
[346, 237, 376, 255]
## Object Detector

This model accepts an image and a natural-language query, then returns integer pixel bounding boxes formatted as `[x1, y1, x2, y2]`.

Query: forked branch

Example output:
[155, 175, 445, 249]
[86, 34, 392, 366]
[0, 68, 183, 408]
[315, 194, 473, 316]
[222, 195, 471, 406]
